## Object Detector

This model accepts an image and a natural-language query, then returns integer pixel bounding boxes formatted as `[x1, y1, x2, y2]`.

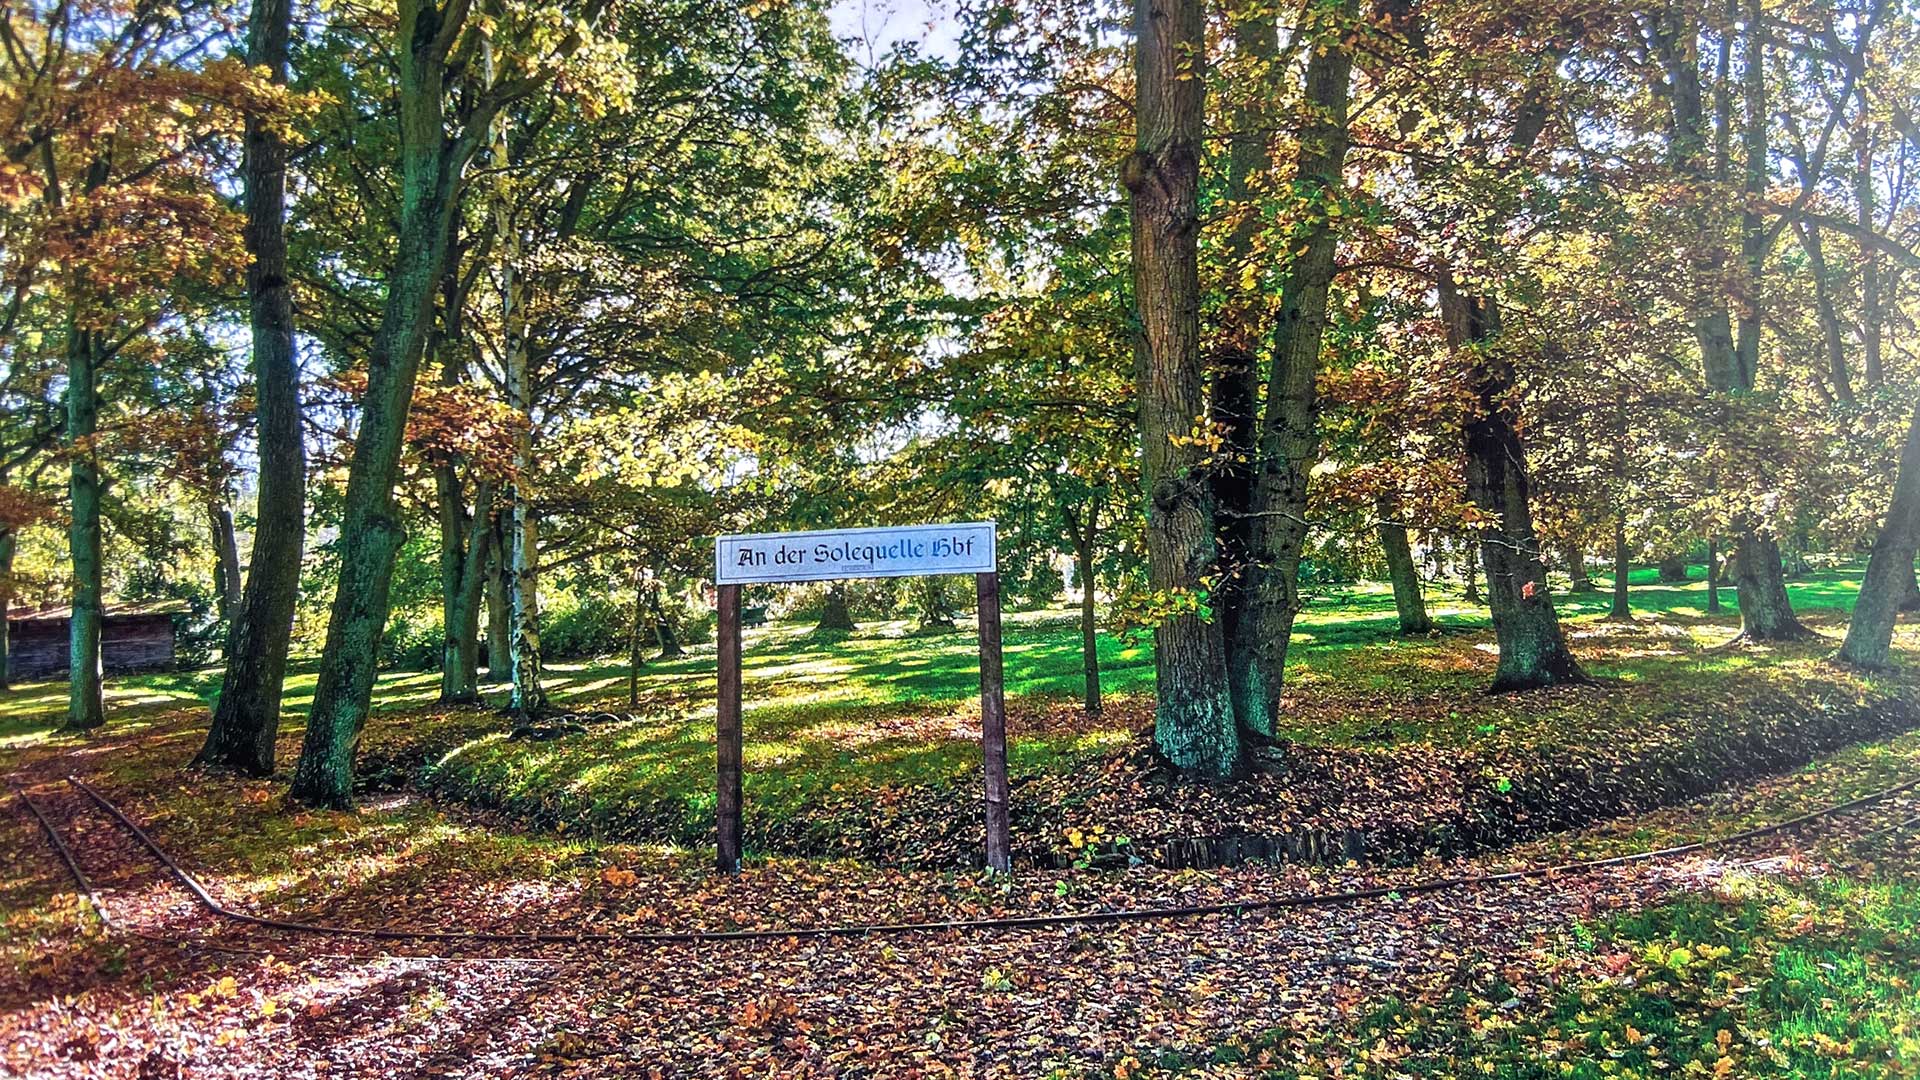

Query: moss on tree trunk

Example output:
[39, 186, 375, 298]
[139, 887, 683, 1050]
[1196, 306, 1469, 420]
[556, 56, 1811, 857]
[65, 322, 105, 731]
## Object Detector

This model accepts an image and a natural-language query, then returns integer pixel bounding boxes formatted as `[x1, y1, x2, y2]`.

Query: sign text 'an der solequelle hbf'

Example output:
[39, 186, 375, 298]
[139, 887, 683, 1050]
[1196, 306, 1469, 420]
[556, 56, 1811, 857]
[713, 522, 996, 585]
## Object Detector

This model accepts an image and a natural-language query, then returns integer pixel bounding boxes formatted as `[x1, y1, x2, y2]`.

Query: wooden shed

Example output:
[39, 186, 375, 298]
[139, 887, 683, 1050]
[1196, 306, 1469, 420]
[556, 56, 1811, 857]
[6, 603, 183, 682]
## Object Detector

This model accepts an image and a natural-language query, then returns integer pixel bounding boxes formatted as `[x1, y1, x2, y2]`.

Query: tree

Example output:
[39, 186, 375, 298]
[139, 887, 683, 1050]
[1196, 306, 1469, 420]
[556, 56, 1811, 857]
[0, 0, 250, 729]
[290, 0, 614, 805]
[198, 0, 305, 773]
[1839, 396, 1920, 667]
[1210, 0, 1358, 738]
[1126, 0, 1236, 775]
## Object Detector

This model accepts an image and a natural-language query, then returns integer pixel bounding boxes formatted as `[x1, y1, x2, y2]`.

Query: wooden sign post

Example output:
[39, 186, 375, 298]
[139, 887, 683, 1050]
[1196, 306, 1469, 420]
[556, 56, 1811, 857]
[712, 522, 1008, 873]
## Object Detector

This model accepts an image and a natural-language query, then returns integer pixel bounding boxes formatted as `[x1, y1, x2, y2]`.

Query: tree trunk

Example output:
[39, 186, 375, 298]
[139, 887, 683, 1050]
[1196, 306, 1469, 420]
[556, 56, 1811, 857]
[64, 321, 105, 731]
[1901, 559, 1920, 612]
[1796, 221, 1853, 404]
[485, 514, 511, 680]
[438, 473, 491, 703]
[430, 257, 489, 705]
[1062, 497, 1103, 715]
[627, 568, 645, 706]
[1706, 537, 1723, 613]
[1442, 282, 1583, 692]
[491, 56, 548, 719]
[208, 496, 244, 630]
[1236, 4, 1355, 737]
[1207, 0, 1276, 742]
[1608, 508, 1632, 621]
[1126, 0, 1236, 776]
[291, 4, 476, 806]
[0, 525, 14, 690]
[506, 497, 548, 714]
[1565, 541, 1596, 592]
[1463, 542, 1482, 603]
[815, 582, 855, 633]
[1838, 389, 1920, 667]
[1659, 0, 1808, 644]
[1731, 531, 1811, 640]
[199, 0, 304, 770]
[1856, 106, 1883, 388]
[1074, 540, 1102, 715]
[1377, 496, 1430, 634]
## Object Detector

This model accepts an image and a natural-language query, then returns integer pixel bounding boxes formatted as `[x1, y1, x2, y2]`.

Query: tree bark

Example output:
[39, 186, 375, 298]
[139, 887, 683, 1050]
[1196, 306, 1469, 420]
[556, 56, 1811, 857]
[1796, 221, 1853, 403]
[1207, 0, 1276, 741]
[1838, 388, 1920, 667]
[627, 567, 645, 706]
[1442, 282, 1583, 692]
[1657, 0, 1809, 643]
[1064, 498, 1103, 715]
[64, 320, 105, 730]
[208, 496, 243, 629]
[490, 47, 548, 719]
[506, 497, 549, 714]
[196, 0, 304, 774]
[1856, 108, 1884, 388]
[1706, 537, 1723, 612]
[0, 525, 14, 690]
[1377, 496, 1431, 634]
[437, 471, 491, 703]
[650, 583, 683, 658]
[1235, 2, 1355, 737]
[1126, 0, 1236, 775]
[201, 0, 305, 775]
[1731, 533, 1808, 639]
[1608, 508, 1632, 621]
[291, 2, 482, 805]
[430, 258, 489, 704]
[1463, 541, 1482, 603]
[485, 514, 511, 680]
[1566, 542, 1596, 591]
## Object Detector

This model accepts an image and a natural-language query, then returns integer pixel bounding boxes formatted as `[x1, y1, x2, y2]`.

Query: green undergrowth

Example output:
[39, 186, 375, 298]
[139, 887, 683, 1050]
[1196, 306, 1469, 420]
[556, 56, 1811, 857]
[1228, 872, 1920, 1079]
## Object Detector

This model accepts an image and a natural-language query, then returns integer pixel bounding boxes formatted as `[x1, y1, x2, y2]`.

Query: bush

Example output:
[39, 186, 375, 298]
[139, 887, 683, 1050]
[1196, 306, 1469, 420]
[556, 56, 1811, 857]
[379, 608, 444, 672]
[542, 595, 627, 659]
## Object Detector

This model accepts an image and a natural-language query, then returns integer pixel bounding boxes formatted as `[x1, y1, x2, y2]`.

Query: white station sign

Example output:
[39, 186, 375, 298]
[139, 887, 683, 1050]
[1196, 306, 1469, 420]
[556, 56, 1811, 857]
[715, 522, 997, 585]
